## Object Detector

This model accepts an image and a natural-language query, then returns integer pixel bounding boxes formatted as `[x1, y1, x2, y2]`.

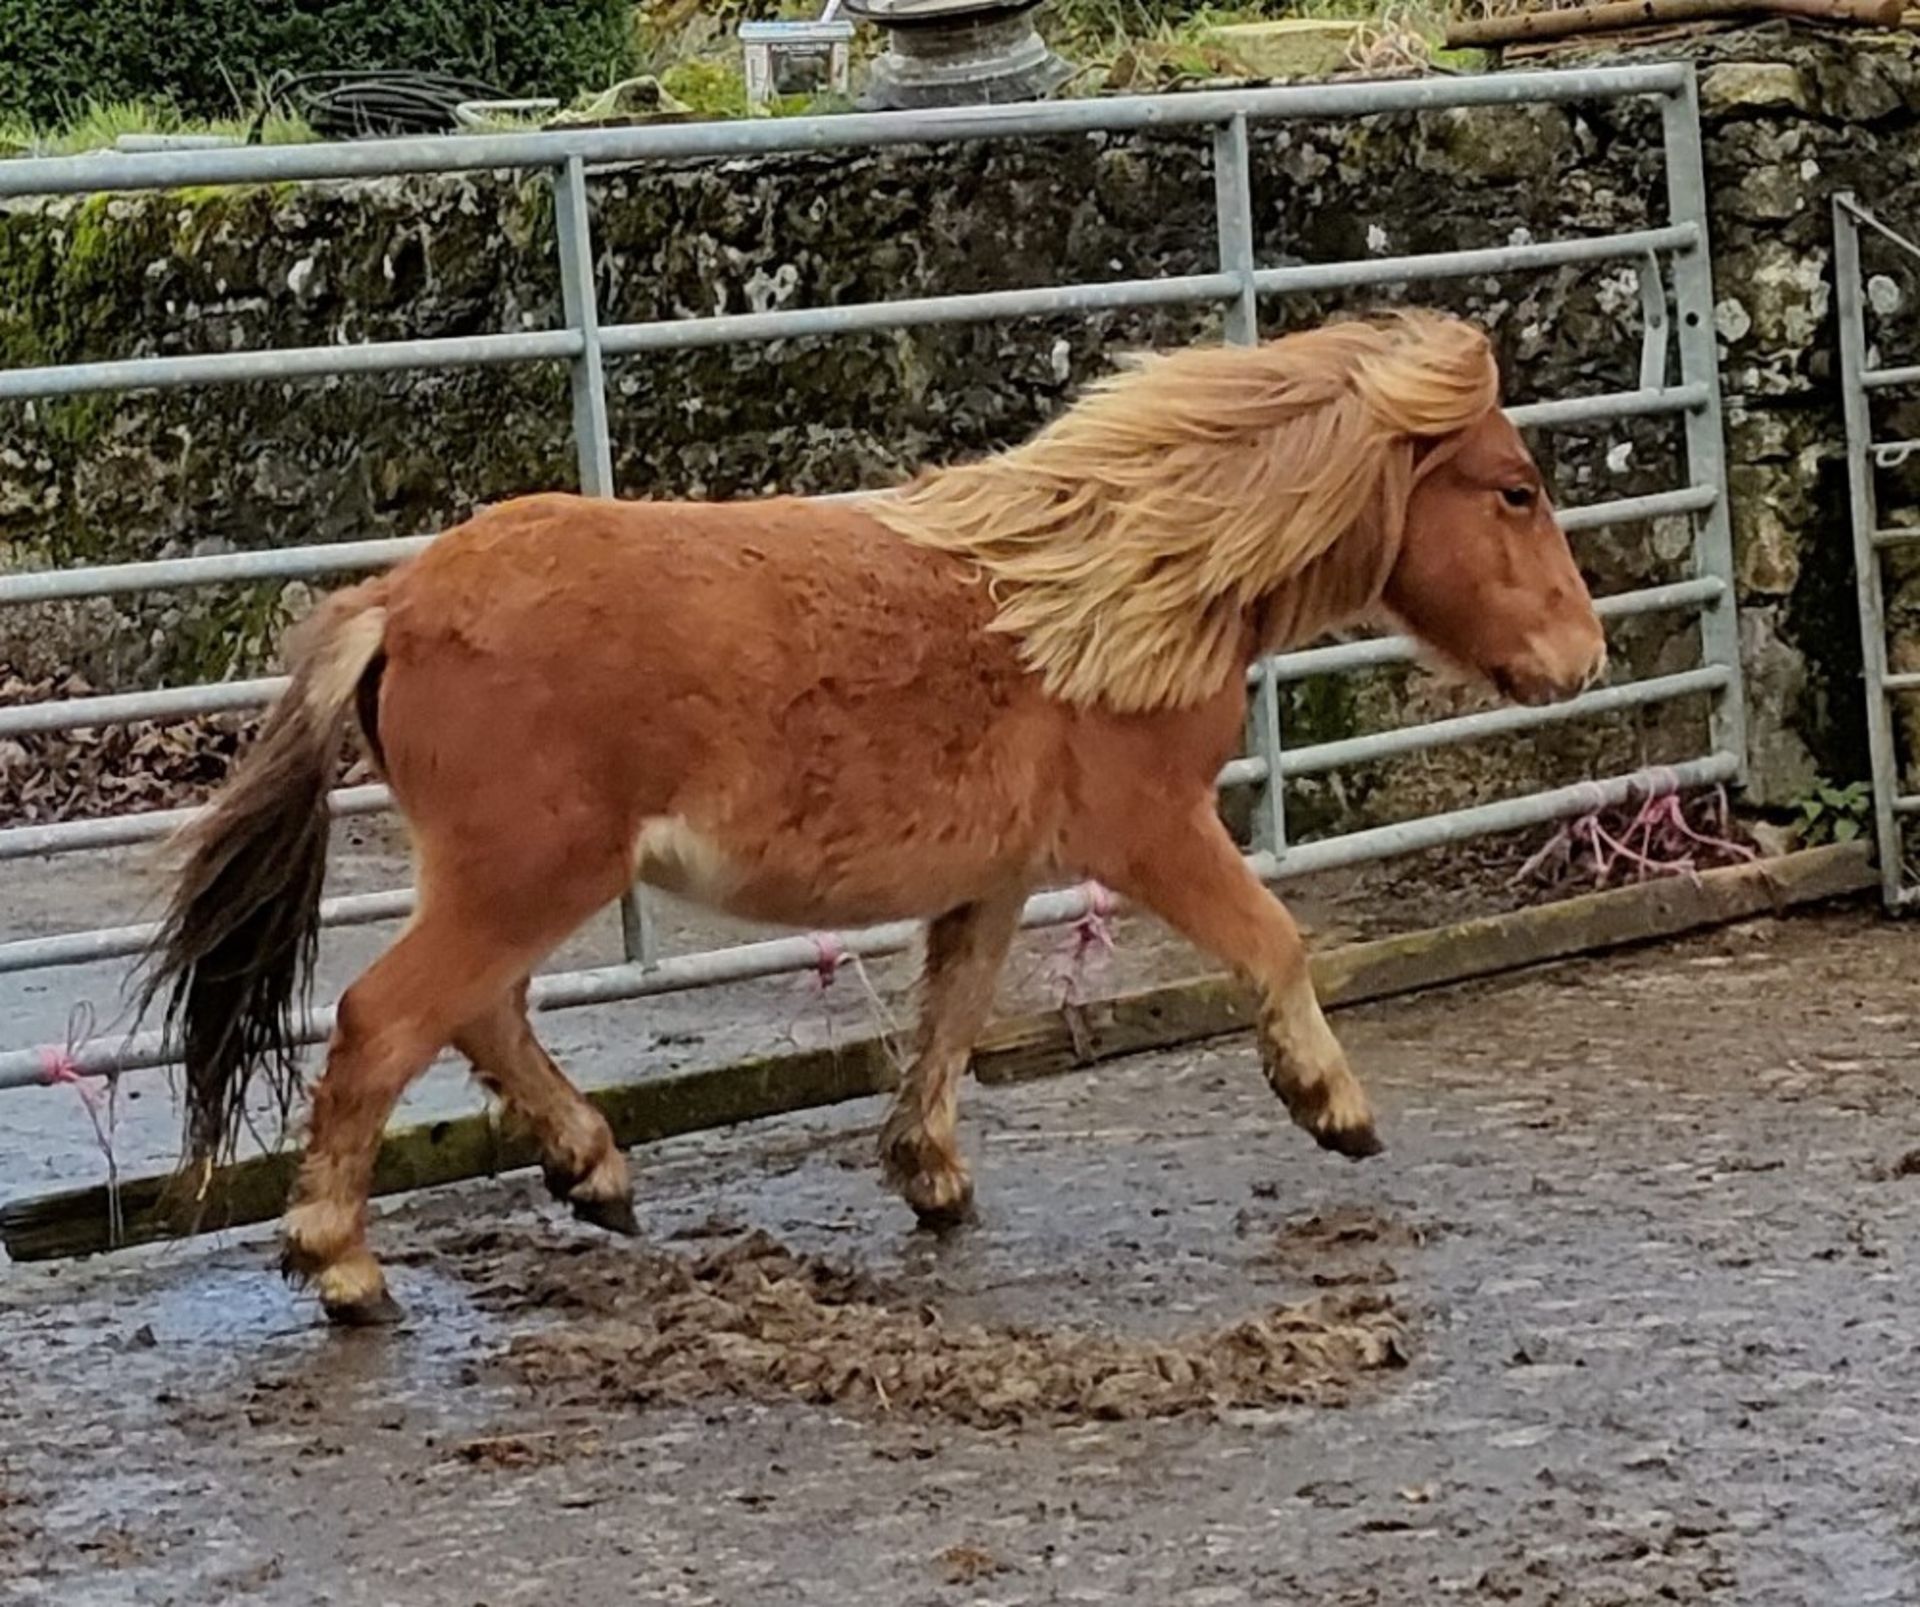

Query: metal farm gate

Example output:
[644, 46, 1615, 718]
[0, 64, 1744, 1105]
[1836, 193, 1920, 911]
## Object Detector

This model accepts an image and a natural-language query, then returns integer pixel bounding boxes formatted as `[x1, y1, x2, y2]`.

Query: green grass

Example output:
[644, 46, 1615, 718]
[0, 98, 314, 157]
[1041, 0, 1424, 49]
[1043, 0, 1479, 90]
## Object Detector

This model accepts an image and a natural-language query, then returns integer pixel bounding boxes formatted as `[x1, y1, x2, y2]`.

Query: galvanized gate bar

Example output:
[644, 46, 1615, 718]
[0, 64, 1692, 200]
[1508, 383, 1706, 430]
[599, 273, 1242, 354]
[0, 676, 288, 738]
[0, 65, 1745, 1090]
[1212, 111, 1259, 348]
[1279, 667, 1729, 777]
[1637, 252, 1670, 391]
[1213, 108, 1282, 857]
[554, 155, 615, 501]
[552, 150, 657, 967]
[1834, 192, 1909, 910]
[1270, 577, 1725, 683]
[0, 228, 1692, 402]
[0, 331, 588, 401]
[1247, 226, 1695, 298]
[1254, 751, 1738, 875]
[0, 785, 388, 862]
[0, 535, 438, 605]
[0, 889, 418, 977]
[1661, 76, 1747, 780]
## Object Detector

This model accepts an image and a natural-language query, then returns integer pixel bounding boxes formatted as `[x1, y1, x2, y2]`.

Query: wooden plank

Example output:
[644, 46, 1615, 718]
[0, 843, 1871, 1263]
[1314, 840, 1872, 1007]
[1446, 0, 1902, 45]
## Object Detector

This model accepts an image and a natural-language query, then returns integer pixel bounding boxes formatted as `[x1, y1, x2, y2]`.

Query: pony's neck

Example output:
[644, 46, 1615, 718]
[1247, 508, 1399, 661]
[864, 352, 1424, 713]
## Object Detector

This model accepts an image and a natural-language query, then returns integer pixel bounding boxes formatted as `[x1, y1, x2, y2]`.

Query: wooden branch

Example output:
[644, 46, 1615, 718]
[1447, 0, 1903, 48]
[0, 842, 1873, 1264]
[1500, 21, 1732, 56]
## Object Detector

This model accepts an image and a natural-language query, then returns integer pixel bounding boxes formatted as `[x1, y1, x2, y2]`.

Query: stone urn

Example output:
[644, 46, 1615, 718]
[843, 0, 1073, 110]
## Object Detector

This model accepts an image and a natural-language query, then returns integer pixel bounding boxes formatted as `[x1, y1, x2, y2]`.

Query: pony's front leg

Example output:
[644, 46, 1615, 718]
[1099, 805, 1381, 1159]
[879, 886, 1026, 1228]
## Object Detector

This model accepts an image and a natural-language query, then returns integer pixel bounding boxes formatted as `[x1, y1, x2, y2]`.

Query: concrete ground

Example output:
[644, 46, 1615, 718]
[4, 902, 1919, 1606]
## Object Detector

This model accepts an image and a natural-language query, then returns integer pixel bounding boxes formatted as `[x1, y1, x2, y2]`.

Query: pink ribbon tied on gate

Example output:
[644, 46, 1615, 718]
[38, 1044, 82, 1087]
[36, 1003, 105, 1121]
[1513, 773, 1753, 892]
[1053, 881, 1117, 1007]
[1634, 769, 1755, 870]
[34, 1001, 127, 1245]
[807, 931, 847, 991]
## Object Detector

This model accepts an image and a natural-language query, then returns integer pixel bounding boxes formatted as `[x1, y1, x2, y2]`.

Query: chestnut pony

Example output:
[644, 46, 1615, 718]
[141, 309, 1604, 1325]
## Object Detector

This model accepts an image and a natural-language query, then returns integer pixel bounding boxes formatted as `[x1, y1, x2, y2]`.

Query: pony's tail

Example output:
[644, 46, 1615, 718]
[139, 586, 390, 1176]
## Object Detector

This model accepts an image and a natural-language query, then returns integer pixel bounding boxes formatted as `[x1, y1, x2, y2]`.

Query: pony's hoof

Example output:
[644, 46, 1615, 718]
[910, 1196, 976, 1233]
[278, 1244, 317, 1287]
[1318, 1122, 1385, 1161]
[572, 1193, 641, 1238]
[323, 1289, 406, 1328]
[903, 1172, 976, 1232]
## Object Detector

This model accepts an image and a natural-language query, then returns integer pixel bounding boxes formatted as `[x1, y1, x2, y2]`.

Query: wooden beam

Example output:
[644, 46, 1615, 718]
[1446, 0, 1903, 48]
[0, 842, 1872, 1263]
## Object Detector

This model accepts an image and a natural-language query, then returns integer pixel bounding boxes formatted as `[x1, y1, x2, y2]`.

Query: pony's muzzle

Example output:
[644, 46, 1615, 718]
[1494, 636, 1608, 707]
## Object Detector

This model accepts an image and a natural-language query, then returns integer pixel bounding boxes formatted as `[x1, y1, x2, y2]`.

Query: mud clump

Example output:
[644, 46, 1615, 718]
[937, 1544, 1007, 1585]
[1242, 1201, 1434, 1288]
[490, 1230, 1409, 1428]
[0, 1486, 28, 1559]
[447, 1430, 604, 1471]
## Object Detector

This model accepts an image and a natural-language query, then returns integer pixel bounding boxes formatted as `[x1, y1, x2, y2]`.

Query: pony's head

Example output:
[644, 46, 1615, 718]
[1385, 407, 1607, 706]
[869, 308, 1606, 713]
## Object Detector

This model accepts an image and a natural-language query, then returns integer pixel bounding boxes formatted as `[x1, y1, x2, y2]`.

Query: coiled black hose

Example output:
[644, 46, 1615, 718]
[250, 69, 519, 140]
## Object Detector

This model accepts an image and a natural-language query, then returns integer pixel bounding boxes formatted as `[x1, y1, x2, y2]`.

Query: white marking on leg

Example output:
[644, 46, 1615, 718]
[1262, 974, 1374, 1137]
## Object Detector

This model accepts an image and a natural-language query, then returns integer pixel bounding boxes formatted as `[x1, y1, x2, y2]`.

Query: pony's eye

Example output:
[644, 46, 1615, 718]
[1499, 485, 1536, 510]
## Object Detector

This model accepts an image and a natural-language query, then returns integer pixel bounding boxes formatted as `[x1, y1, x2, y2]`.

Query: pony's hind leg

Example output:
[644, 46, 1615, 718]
[280, 915, 519, 1324]
[453, 982, 636, 1237]
[1095, 804, 1380, 1159]
[283, 864, 621, 1324]
[879, 886, 1025, 1228]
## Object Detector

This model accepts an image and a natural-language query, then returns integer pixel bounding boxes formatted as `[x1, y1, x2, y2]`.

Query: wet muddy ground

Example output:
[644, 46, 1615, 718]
[4, 906, 1920, 1605]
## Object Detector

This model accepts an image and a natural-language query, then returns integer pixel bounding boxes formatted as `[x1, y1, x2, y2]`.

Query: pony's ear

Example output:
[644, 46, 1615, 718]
[1408, 428, 1467, 481]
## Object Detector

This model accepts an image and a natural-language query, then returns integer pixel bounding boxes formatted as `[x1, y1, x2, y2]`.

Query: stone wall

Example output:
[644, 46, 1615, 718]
[4, 26, 1917, 829]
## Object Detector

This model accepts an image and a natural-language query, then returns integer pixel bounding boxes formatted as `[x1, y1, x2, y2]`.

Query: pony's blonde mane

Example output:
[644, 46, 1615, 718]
[865, 310, 1501, 712]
